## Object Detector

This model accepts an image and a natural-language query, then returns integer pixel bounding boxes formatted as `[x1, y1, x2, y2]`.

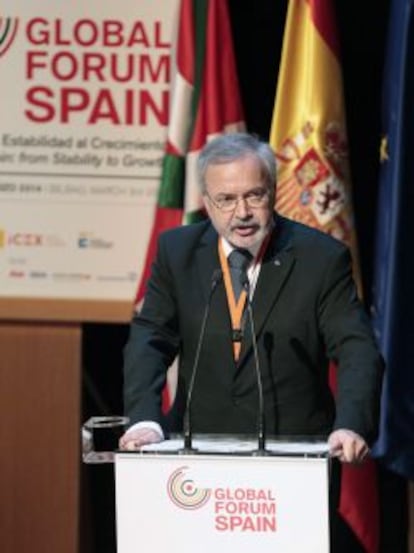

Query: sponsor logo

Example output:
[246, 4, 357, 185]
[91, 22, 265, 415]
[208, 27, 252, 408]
[1, 230, 65, 248]
[29, 270, 48, 279]
[166, 466, 277, 533]
[96, 272, 138, 282]
[0, 17, 20, 58]
[78, 232, 113, 249]
[8, 269, 25, 279]
[8, 232, 42, 246]
[52, 272, 91, 282]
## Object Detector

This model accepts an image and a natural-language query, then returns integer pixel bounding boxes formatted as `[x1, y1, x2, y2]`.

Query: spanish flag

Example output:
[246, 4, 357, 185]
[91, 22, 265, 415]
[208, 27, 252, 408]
[270, 1, 378, 551]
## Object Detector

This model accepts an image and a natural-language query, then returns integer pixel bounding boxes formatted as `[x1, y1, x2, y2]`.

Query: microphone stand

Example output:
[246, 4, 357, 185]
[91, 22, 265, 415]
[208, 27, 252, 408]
[243, 279, 270, 456]
[179, 269, 222, 454]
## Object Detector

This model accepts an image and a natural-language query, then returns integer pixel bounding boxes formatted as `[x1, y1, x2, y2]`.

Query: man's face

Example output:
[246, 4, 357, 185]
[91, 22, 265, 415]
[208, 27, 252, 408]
[202, 155, 274, 249]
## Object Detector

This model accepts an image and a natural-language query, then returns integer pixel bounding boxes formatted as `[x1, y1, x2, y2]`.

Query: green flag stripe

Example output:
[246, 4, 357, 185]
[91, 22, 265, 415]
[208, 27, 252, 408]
[189, 0, 209, 144]
[157, 154, 185, 208]
[185, 208, 206, 224]
[156, 1, 209, 211]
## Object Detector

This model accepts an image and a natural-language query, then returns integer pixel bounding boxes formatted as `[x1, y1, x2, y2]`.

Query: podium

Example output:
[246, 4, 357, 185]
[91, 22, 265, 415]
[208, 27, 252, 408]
[115, 437, 330, 553]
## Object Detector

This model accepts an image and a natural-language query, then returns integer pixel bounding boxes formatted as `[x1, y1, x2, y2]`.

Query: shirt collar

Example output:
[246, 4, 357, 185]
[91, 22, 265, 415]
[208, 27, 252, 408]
[221, 235, 265, 261]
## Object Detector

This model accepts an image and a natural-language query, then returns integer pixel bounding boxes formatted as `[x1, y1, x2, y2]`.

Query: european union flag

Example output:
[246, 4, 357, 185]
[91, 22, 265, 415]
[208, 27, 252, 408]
[372, 0, 414, 478]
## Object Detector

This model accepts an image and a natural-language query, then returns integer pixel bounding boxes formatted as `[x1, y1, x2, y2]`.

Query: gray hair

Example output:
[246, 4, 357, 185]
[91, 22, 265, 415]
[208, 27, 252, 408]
[197, 133, 277, 194]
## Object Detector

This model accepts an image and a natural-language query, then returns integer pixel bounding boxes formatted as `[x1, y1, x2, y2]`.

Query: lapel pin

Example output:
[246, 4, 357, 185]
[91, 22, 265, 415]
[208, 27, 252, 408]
[274, 258, 281, 266]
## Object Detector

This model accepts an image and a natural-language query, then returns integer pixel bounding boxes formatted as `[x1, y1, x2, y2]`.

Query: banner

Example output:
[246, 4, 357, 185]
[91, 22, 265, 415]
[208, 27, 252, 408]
[0, 0, 179, 302]
[371, 0, 414, 480]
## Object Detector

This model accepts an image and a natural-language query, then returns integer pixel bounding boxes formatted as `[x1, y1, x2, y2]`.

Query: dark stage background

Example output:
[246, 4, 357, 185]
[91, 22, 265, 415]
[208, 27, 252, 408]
[81, 2, 408, 552]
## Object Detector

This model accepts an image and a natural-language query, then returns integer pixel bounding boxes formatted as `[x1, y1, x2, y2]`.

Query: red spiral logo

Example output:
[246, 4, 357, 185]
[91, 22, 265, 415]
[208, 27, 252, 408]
[167, 466, 211, 510]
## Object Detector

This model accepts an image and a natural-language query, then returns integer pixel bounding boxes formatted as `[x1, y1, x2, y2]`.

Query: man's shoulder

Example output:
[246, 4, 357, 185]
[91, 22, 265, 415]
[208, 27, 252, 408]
[159, 219, 213, 246]
[275, 216, 350, 268]
[279, 215, 348, 254]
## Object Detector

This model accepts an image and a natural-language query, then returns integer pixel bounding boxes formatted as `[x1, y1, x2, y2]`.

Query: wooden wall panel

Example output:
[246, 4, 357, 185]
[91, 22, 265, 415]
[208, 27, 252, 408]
[0, 323, 81, 553]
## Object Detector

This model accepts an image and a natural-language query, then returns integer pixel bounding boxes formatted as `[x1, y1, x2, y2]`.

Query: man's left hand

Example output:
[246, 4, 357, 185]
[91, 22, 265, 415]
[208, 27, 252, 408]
[328, 429, 370, 464]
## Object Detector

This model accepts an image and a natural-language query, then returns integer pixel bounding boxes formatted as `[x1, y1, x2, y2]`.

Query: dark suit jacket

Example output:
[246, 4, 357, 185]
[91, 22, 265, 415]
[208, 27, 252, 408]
[123, 215, 383, 442]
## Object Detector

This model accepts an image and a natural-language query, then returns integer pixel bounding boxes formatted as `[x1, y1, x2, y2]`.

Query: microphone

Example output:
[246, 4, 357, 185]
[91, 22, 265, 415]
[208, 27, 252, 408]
[180, 268, 223, 454]
[242, 276, 269, 456]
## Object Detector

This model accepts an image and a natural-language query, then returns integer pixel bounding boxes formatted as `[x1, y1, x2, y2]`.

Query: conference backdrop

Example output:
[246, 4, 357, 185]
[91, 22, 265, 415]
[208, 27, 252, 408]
[0, 0, 179, 302]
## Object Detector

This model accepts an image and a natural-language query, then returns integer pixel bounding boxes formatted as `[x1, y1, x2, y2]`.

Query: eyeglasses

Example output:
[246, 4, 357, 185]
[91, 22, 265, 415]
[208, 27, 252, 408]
[205, 188, 270, 212]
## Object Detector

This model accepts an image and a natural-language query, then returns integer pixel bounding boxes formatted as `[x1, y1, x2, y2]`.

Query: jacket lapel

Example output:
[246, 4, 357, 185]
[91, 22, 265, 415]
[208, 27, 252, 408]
[239, 216, 296, 362]
[194, 224, 234, 344]
[194, 223, 221, 301]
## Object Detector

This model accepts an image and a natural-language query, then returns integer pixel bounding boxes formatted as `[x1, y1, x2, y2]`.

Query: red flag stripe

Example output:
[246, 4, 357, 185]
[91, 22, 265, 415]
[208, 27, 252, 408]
[276, 191, 298, 213]
[135, 207, 183, 301]
[176, 0, 195, 86]
[189, 0, 244, 152]
[306, 0, 340, 58]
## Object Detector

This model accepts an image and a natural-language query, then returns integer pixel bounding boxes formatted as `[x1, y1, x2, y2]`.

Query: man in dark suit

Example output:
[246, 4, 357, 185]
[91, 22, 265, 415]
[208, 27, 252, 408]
[120, 133, 382, 466]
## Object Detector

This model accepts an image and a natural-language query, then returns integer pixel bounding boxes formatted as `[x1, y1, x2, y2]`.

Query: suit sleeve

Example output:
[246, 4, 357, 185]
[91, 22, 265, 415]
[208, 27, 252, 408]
[318, 246, 384, 443]
[123, 233, 180, 428]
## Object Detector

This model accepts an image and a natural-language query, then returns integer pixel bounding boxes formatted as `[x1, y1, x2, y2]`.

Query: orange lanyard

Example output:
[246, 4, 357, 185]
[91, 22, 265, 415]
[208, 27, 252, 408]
[218, 236, 269, 361]
[219, 241, 247, 360]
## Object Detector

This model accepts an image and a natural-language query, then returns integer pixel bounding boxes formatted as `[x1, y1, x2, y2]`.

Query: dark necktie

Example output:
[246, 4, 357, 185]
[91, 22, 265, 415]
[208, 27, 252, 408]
[228, 248, 253, 300]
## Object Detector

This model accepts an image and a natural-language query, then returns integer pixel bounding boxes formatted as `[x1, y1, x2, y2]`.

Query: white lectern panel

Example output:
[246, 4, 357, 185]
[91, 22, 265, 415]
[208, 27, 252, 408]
[115, 451, 329, 553]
